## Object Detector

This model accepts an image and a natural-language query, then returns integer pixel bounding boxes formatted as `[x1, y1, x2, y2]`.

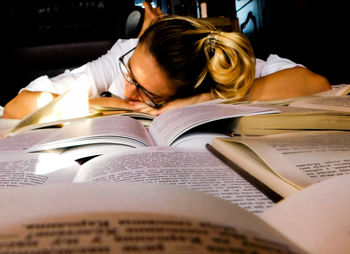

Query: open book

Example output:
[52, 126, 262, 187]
[0, 150, 80, 186]
[90, 104, 155, 119]
[0, 174, 349, 253]
[7, 88, 156, 136]
[209, 131, 350, 197]
[232, 105, 350, 135]
[0, 118, 19, 138]
[0, 146, 274, 214]
[288, 95, 350, 112]
[315, 83, 350, 96]
[26, 103, 278, 157]
[9, 87, 94, 135]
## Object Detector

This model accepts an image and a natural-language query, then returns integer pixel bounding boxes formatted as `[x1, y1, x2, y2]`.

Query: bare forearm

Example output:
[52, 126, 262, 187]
[89, 97, 133, 109]
[3, 91, 57, 119]
[3, 93, 133, 119]
[247, 67, 331, 101]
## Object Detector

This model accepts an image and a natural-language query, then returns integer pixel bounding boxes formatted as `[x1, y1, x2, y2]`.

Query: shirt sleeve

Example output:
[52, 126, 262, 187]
[21, 38, 139, 98]
[255, 54, 304, 78]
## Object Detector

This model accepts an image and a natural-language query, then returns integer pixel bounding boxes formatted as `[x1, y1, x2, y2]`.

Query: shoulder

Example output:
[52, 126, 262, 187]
[109, 38, 139, 54]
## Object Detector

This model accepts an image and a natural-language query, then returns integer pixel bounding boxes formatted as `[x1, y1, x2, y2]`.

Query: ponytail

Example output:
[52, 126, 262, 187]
[140, 15, 256, 100]
[203, 31, 256, 100]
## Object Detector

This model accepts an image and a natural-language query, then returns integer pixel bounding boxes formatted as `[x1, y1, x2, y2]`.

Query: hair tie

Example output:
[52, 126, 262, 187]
[206, 30, 220, 53]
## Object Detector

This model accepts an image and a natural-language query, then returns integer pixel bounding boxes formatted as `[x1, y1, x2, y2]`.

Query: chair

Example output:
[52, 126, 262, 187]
[200, 16, 240, 32]
[125, 6, 145, 38]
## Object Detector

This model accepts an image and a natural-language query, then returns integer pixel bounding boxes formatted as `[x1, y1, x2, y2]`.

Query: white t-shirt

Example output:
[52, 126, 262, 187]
[22, 38, 302, 98]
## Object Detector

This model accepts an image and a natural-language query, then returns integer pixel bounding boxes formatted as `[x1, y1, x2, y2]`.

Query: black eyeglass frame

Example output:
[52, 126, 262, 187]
[118, 47, 167, 109]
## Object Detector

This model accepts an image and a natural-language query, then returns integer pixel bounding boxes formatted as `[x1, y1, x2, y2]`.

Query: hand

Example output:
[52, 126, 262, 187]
[138, 1, 163, 37]
[128, 93, 214, 116]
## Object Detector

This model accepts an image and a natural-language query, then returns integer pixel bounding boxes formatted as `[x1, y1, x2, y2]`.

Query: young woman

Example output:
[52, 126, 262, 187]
[3, 2, 330, 119]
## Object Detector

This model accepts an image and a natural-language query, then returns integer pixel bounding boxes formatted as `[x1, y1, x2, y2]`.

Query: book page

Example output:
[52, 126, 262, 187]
[223, 131, 350, 188]
[0, 182, 305, 253]
[235, 106, 350, 136]
[0, 151, 79, 187]
[315, 84, 350, 96]
[0, 125, 138, 161]
[10, 86, 91, 134]
[0, 212, 303, 253]
[0, 118, 19, 137]
[91, 104, 155, 119]
[0, 129, 56, 150]
[289, 96, 350, 112]
[28, 115, 154, 152]
[170, 131, 229, 148]
[59, 143, 137, 161]
[149, 104, 279, 146]
[73, 146, 274, 214]
[210, 139, 300, 198]
[233, 105, 350, 135]
[261, 174, 350, 254]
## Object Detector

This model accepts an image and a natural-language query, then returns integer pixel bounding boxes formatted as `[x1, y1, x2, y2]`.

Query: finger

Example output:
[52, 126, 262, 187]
[133, 106, 158, 115]
[143, 1, 153, 12]
[140, 107, 161, 115]
[155, 7, 163, 15]
[129, 102, 161, 115]
[143, 1, 151, 8]
[128, 101, 149, 110]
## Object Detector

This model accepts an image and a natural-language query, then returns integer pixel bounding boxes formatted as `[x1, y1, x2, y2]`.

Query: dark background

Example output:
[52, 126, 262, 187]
[202, 0, 349, 86]
[0, 0, 349, 106]
[239, 0, 350, 86]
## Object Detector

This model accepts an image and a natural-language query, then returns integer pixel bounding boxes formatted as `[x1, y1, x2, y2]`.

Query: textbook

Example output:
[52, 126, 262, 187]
[27, 103, 278, 155]
[90, 104, 155, 126]
[9, 87, 94, 135]
[0, 118, 19, 137]
[8, 105, 154, 137]
[7, 89, 155, 136]
[288, 95, 350, 112]
[232, 105, 350, 135]
[90, 104, 155, 120]
[0, 150, 80, 187]
[209, 131, 350, 198]
[315, 83, 350, 96]
[0, 146, 275, 214]
[0, 174, 350, 254]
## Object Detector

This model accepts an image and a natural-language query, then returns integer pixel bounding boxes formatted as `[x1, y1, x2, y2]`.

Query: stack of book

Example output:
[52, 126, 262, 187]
[0, 84, 349, 253]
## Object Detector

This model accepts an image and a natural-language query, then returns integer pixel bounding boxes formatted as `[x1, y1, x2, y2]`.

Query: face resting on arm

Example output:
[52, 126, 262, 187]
[3, 3, 330, 119]
[120, 14, 330, 115]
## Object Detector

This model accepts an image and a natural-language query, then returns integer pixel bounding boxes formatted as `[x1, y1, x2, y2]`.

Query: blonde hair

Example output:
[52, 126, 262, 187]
[139, 15, 256, 100]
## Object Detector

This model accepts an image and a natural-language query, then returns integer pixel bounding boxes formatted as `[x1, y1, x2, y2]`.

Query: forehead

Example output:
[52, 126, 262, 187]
[129, 44, 176, 97]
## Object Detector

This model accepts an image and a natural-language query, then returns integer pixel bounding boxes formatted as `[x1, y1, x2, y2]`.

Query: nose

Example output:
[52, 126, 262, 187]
[124, 82, 141, 101]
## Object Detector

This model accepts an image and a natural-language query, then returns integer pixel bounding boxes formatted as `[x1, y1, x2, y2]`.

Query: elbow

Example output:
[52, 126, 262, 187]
[3, 97, 27, 119]
[3, 100, 18, 119]
[3, 90, 46, 119]
[308, 70, 331, 95]
[319, 76, 331, 91]
[295, 67, 331, 95]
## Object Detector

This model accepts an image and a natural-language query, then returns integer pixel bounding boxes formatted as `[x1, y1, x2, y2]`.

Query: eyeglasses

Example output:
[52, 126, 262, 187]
[119, 47, 167, 109]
